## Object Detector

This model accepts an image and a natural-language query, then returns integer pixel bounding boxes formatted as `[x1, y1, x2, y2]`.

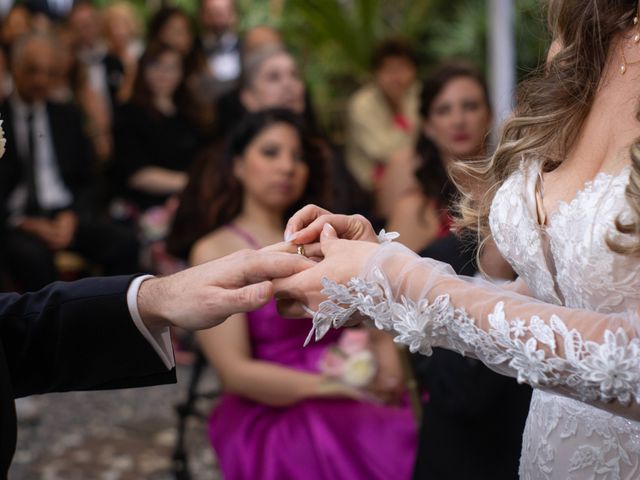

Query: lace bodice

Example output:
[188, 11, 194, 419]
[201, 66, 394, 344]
[490, 161, 640, 479]
[490, 161, 639, 313]
[306, 161, 640, 479]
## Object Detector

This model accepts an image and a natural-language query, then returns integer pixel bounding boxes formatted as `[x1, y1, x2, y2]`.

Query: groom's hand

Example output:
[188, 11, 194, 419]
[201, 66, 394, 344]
[138, 249, 315, 331]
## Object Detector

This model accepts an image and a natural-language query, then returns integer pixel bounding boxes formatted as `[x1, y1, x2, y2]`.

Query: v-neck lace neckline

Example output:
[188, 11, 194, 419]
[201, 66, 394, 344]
[532, 162, 631, 230]
[524, 161, 631, 305]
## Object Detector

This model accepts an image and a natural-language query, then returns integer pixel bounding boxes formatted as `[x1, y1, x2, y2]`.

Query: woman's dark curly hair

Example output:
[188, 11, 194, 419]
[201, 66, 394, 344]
[167, 108, 331, 259]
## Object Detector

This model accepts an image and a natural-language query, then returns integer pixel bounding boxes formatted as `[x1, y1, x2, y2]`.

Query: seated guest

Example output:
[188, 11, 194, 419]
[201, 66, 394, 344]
[111, 43, 204, 271]
[216, 44, 307, 137]
[0, 6, 31, 100]
[51, 26, 113, 164]
[67, 1, 124, 114]
[214, 25, 283, 134]
[0, 33, 139, 292]
[198, 0, 241, 100]
[384, 63, 530, 480]
[168, 109, 417, 480]
[385, 63, 492, 253]
[146, 6, 212, 108]
[1, 5, 31, 57]
[102, 2, 143, 104]
[346, 38, 420, 194]
[242, 24, 282, 54]
[112, 43, 204, 212]
[215, 45, 364, 214]
[147, 6, 194, 58]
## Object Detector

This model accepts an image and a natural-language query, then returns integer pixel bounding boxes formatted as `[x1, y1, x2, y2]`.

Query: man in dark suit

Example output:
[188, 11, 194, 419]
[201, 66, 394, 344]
[0, 32, 138, 291]
[198, 0, 241, 101]
[0, 244, 314, 479]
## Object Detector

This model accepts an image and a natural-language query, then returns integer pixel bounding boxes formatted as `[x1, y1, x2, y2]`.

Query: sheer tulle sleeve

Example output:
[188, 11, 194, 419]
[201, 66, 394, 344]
[308, 241, 640, 419]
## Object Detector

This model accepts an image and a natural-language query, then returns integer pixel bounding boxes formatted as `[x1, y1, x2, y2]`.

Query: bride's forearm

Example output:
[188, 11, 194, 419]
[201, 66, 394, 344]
[347, 241, 640, 416]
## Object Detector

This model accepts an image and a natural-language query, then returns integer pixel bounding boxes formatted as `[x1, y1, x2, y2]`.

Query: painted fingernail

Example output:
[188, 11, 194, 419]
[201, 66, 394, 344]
[285, 231, 298, 242]
[321, 223, 333, 238]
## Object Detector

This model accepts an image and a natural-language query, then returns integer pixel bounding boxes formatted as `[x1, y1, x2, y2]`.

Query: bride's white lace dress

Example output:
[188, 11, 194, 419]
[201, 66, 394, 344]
[308, 160, 640, 479]
[491, 162, 640, 479]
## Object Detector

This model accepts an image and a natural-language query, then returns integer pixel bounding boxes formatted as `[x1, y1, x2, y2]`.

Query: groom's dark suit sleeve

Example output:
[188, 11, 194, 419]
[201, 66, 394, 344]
[0, 275, 176, 398]
[0, 275, 176, 479]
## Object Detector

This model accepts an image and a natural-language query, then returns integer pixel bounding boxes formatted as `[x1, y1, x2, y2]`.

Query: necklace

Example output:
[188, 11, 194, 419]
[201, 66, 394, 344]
[620, 14, 640, 74]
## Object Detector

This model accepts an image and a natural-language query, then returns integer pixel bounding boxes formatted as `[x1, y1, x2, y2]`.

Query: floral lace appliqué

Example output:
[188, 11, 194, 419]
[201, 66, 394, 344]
[307, 270, 640, 407]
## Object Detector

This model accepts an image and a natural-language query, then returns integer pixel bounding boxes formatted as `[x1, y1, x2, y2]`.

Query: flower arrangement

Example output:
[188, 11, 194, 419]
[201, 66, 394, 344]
[319, 329, 377, 388]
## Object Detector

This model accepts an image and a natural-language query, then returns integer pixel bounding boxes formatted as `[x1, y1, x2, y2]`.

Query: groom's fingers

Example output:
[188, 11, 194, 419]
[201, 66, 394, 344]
[215, 281, 274, 319]
[260, 241, 323, 258]
[260, 241, 293, 253]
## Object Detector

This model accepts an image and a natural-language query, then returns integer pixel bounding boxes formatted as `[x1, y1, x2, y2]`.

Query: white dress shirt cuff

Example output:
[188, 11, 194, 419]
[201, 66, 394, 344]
[127, 275, 175, 370]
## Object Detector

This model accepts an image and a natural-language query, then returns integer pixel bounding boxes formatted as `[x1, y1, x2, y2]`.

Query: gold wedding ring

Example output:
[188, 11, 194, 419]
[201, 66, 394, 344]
[297, 244, 306, 257]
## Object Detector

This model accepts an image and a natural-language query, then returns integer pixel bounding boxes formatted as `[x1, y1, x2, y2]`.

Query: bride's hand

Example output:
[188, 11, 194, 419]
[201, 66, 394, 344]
[273, 224, 380, 318]
[284, 204, 378, 245]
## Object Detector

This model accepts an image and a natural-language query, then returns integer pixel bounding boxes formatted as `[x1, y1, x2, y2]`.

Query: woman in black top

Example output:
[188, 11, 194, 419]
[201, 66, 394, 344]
[111, 43, 205, 272]
[390, 63, 532, 480]
[113, 42, 204, 212]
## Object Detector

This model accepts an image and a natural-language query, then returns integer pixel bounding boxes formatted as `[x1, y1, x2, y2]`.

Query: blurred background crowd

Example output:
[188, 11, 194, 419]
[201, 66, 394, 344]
[0, 0, 548, 479]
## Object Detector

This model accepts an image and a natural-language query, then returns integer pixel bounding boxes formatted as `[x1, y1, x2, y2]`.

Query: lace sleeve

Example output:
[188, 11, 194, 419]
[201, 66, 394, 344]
[308, 241, 640, 419]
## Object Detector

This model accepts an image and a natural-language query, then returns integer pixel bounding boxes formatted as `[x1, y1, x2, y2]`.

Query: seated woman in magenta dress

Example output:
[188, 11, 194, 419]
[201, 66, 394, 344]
[172, 109, 417, 480]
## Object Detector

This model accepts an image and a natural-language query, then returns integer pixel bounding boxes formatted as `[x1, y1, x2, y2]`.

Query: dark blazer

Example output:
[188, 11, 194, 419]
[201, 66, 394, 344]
[0, 100, 95, 225]
[0, 275, 176, 478]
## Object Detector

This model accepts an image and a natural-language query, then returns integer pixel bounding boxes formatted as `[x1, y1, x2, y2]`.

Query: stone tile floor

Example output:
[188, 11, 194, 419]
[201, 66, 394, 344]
[9, 365, 221, 480]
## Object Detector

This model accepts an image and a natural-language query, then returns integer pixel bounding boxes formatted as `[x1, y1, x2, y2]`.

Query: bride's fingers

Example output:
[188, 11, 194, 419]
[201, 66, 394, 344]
[288, 214, 346, 244]
[284, 204, 332, 241]
[302, 242, 322, 259]
[319, 224, 339, 256]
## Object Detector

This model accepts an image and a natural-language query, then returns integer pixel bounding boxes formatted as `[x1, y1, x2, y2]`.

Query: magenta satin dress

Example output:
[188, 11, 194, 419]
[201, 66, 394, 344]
[207, 223, 417, 479]
[208, 300, 418, 480]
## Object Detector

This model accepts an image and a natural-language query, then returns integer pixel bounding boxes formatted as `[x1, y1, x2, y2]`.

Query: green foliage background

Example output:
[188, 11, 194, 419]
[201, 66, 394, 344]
[99, 0, 549, 135]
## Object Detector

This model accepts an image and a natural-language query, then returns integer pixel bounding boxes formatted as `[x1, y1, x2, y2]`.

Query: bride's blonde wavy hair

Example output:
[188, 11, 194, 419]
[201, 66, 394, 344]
[454, 0, 640, 257]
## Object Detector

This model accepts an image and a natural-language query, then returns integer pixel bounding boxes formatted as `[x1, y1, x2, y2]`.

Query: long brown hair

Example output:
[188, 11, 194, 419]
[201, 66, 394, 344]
[131, 42, 207, 130]
[167, 109, 331, 259]
[456, 0, 640, 256]
[416, 62, 491, 207]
